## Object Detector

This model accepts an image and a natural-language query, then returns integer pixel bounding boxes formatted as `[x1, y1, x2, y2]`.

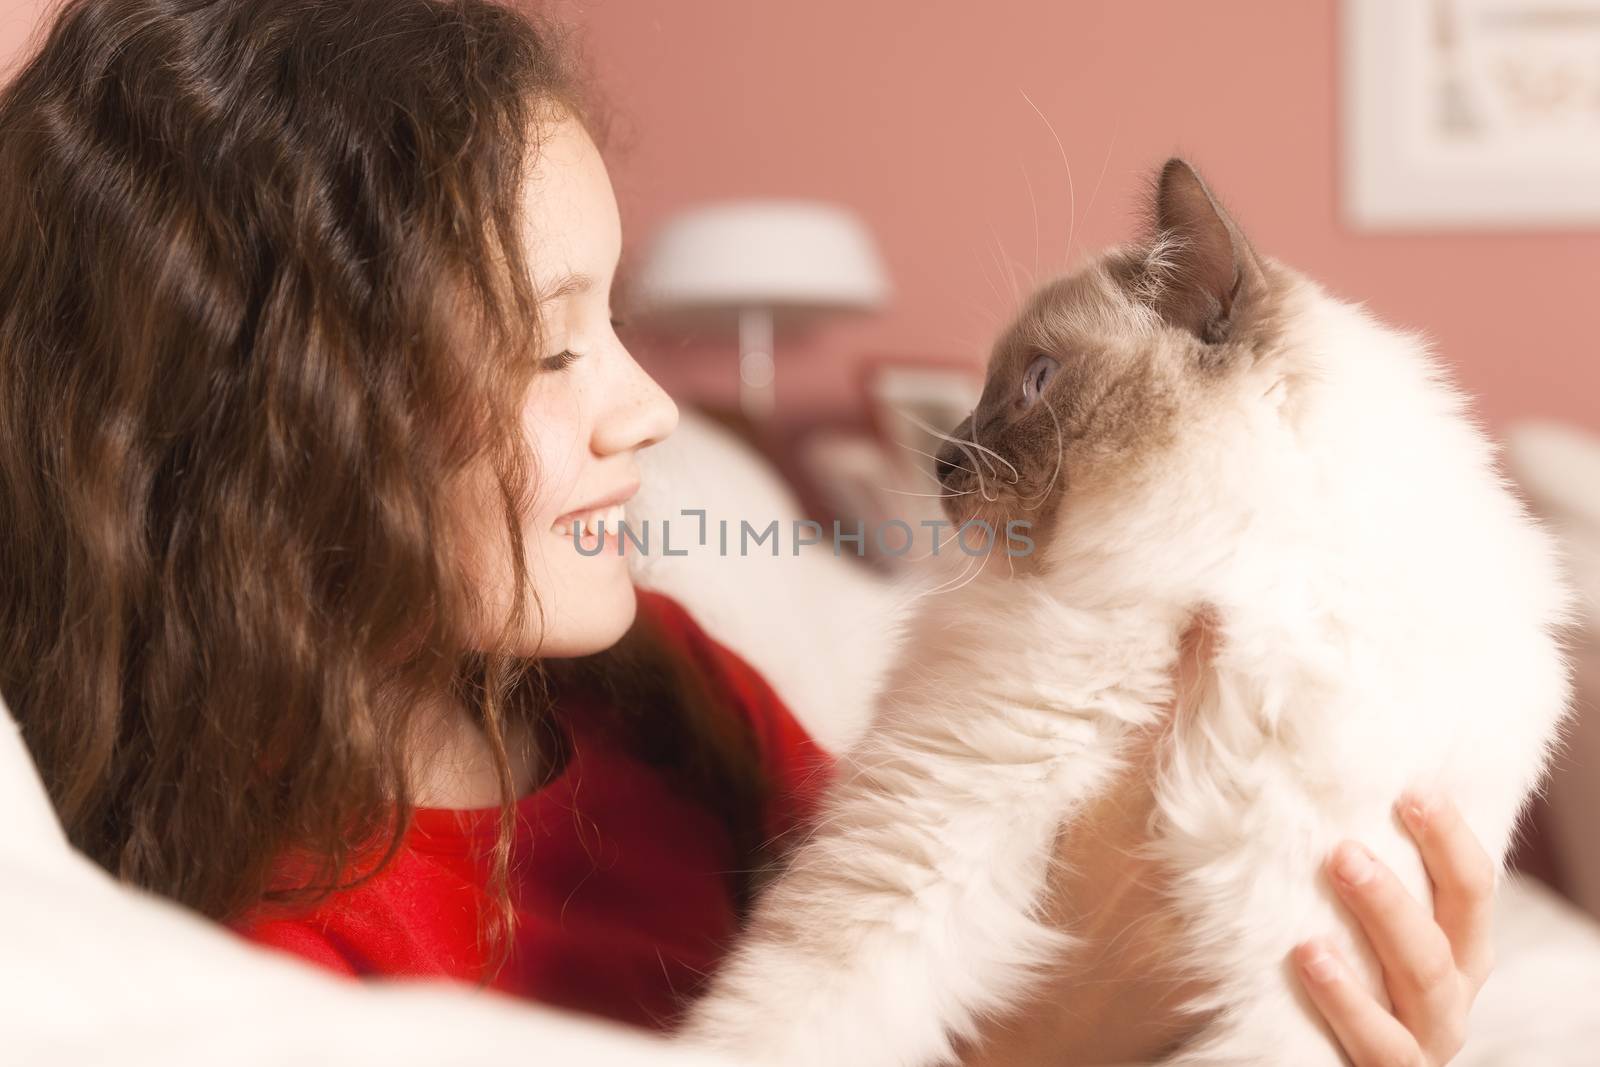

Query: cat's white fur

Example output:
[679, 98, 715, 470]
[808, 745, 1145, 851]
[679, 262, 1574, 1065]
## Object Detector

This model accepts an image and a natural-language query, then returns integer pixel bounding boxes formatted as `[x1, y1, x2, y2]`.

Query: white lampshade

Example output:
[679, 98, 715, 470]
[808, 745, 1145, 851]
[631, 199, 890, 318]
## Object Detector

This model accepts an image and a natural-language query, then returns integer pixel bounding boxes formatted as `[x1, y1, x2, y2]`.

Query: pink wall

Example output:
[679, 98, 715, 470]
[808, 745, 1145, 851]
[4, 2, 1595, 434]
[567, 0, 1600, 434]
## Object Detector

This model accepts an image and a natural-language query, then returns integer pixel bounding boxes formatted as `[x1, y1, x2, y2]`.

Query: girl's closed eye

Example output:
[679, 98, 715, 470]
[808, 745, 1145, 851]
[541, 348, 581, 372]
[539, 317, 625, 372]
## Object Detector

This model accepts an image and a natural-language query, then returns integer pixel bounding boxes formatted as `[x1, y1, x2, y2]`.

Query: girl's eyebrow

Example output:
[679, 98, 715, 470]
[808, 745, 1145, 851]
[538, 271, 594, 302]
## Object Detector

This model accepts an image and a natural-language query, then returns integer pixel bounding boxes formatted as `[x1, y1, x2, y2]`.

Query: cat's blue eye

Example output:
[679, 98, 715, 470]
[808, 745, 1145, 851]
[1020, 354, 1059, 407]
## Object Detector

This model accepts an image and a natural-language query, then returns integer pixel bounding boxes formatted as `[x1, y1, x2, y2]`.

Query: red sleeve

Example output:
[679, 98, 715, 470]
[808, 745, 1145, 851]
[634, 589, 835, 846]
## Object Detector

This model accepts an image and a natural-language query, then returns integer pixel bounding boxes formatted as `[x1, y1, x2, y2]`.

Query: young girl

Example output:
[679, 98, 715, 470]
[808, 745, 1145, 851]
[0, 1, 1497, 1063]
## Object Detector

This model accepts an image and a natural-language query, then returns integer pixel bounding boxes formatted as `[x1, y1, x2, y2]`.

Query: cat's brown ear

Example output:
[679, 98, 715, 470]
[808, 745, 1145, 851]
[1147, 158, 1264, 344]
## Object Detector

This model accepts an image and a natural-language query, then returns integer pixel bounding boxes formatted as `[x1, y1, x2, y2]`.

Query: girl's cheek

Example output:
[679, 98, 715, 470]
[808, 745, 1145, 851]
[520, 379, 587, 525]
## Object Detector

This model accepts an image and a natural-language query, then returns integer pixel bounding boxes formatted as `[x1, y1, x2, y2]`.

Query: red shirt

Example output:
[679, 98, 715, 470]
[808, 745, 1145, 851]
[230, 589, 832, 1030]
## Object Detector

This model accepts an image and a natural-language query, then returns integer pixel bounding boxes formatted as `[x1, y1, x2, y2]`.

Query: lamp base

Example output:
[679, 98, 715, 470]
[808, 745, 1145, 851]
[738, 307, 776, 421]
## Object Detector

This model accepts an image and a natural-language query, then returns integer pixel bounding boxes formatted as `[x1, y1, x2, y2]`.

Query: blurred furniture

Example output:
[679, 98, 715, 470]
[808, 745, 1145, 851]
[631, 200, 890, 420]
[689, 401, 869, 547]
[1507, 419, 1600, 922]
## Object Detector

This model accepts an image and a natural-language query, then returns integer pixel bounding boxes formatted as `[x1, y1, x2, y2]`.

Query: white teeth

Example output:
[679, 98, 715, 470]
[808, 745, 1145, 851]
[555, 503, 628, 540]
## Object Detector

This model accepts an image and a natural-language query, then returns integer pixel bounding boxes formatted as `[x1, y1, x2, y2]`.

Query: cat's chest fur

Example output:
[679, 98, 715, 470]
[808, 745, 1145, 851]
[682, 577, 1194, 1065]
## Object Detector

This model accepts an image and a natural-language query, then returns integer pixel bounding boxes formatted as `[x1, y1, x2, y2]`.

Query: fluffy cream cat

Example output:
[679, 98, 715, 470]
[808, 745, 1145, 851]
[679, 159, 1574, 1066]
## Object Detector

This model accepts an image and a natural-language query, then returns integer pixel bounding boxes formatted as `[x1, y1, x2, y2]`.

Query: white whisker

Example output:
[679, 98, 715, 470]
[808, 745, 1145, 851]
[881, 485, 977, 500]
[990, 227, 1021, 307]
[1020, 396, 1064, 510]
[967, 424, 1020, 483]
[1080, 119, 1120, 241]
[903, 510, 984, 564]
[900, 409, 1019, 484]
[1019, 86, 1076, 270]
[1020, 159, 1040, 286]
[896, 440, 978, 479]
[973, 242, 1007, 312]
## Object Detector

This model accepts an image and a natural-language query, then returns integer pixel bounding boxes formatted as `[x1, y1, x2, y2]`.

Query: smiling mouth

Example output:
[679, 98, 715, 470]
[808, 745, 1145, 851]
[550, 478, 640, 538]
[550, 502, 627, 540]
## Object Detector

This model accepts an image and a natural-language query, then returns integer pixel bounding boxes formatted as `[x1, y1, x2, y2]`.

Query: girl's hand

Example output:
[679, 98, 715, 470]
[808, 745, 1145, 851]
[1293, 793, 1496, 1067]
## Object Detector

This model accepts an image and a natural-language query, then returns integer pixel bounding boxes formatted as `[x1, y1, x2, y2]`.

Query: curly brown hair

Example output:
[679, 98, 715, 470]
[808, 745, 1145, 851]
[0, 0, 767, 985]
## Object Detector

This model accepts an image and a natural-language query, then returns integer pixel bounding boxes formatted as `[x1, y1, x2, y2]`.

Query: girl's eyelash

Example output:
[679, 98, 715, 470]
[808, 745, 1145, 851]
[538, 319, 624, 371]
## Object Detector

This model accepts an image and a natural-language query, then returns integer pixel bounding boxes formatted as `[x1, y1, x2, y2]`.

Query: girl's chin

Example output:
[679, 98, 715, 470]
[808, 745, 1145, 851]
[529, 581, 638, 658]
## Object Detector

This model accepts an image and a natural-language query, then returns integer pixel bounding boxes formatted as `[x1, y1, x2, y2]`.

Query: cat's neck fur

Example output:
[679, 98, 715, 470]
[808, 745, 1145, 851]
[867, 574, 1191, 779]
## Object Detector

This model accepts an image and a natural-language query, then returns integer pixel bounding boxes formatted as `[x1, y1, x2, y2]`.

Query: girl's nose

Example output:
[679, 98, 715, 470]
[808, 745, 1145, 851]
[593, 346, 679, 457]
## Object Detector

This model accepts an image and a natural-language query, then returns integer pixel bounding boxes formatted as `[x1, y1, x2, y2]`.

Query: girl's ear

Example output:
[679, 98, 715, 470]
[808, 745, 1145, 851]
[1147, 158, 1265, 344]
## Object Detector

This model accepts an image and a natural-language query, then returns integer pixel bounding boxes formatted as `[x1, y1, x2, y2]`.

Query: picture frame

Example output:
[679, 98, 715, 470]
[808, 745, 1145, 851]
[1342, 0, 1600, 229]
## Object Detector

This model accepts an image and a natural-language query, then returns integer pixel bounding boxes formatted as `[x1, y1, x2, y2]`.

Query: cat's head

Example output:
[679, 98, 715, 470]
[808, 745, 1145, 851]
[935, 158, 1298, 582]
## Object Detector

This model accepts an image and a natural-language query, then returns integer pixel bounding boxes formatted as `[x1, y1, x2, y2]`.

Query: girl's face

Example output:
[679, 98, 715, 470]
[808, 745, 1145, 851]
[465, 114, 678, 659]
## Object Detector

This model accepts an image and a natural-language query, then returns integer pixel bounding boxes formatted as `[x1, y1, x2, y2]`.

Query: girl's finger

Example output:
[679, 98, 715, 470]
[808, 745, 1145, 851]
[1294, 939, 1424, 1067]
[1327, 840, 1460, 1030]
[1398, 792, 1497, 988]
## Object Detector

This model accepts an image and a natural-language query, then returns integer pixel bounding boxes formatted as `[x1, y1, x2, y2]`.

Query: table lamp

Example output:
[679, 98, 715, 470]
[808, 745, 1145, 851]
[630, 200, 890, 420]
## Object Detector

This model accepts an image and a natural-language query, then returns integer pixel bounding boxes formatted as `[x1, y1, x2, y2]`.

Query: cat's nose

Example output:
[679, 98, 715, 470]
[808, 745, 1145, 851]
[935, 443, 963, 485]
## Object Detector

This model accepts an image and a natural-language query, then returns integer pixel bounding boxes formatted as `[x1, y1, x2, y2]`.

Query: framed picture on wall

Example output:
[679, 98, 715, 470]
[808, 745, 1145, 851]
[1342, 0, 1600, 229]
